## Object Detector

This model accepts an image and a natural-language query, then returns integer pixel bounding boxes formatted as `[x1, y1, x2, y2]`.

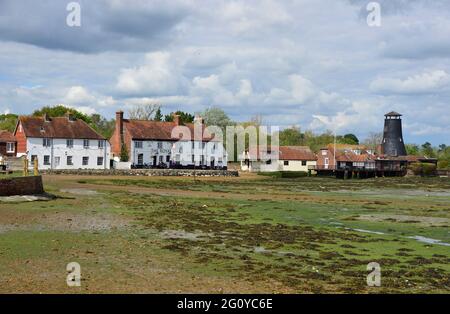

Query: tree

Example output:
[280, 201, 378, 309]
[278, 126, 304, 146]
[421, 142, 435, 157]
[120, 143, 129, 162]
[201, 107, 233, 131]
[164, 111, 194, 124]
[343, 133, 359, 145]
[362, 132, 383, 152]
[405, 144, 420, 155]
[127, 104, 160, 120]
[32, 105, 92, 124]
[89, 114, 115, 139]
[0, 113, 18, 132]
[154, 108, 163, 121]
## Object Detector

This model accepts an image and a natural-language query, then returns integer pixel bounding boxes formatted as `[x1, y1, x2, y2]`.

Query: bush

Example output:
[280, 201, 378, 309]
[408, 162, 437, 176]
[437, 160, 449, 170]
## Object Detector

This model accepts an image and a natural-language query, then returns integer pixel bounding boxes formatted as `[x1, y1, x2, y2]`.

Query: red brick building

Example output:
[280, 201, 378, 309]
[0, 130, 17, 157]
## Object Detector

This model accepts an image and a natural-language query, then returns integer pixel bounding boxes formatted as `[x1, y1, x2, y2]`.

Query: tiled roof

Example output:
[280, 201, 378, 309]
[0, 130, 15, 142]
[246, 145, 317, 161]
[18, 116, 105, 140]
[124, 119, 218, 141]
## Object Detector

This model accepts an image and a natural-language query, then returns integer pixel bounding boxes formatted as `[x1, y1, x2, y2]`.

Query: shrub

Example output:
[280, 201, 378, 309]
[408, 162, 437, 176]
[437, 160, 449, 170]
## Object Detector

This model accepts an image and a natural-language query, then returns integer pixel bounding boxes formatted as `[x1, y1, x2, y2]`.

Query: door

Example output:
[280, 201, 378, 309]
[54, 156, 61, 168]
[152, 156, 157, 166]
[210, 157, 215, 168]
[137, 154, 144, 166]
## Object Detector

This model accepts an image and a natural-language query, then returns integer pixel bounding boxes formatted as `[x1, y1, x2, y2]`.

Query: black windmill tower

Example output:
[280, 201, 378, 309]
[381, 111, 407, 156]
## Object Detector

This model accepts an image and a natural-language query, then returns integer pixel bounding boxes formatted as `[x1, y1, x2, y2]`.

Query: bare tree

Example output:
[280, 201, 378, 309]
[363, 132, 383, 152]
[127, 104, 160, 120]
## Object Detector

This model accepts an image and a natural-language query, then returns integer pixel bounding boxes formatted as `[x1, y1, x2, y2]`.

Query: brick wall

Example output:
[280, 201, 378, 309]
[0, 176, 44, 196]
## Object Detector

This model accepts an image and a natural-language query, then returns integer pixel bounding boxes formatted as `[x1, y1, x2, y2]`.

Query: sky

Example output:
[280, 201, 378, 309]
[0, 0, 449, 145]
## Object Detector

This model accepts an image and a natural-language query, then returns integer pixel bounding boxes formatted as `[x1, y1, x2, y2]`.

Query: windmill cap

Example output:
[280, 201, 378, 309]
[385, 111, 402, 116]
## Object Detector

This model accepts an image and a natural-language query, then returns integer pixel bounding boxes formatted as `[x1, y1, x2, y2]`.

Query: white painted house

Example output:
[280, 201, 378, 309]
[241, 146, 317, 172]
[14, 114, 110, 170]
[111, 111, 227, 169]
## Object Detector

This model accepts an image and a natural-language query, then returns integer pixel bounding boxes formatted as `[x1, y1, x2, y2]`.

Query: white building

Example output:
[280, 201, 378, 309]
[111, 111, 227, 169]
[241, 146, 317, 172]
[14, 114, 110, 170]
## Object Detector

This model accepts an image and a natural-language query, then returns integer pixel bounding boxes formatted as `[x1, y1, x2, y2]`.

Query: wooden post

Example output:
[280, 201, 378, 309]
[34, 157, 39, 176]
[23, 157, 29, 176]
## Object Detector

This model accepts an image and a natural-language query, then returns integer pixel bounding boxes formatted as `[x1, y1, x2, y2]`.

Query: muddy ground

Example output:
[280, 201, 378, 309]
[0, 173, 449, 293]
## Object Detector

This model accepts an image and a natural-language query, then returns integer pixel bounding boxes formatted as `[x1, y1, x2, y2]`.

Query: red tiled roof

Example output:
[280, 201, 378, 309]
[247, 145, 317, 161]
[123, 119, 218, 141]
[18, 116, 105, 140]
[0, 130, 16, 142]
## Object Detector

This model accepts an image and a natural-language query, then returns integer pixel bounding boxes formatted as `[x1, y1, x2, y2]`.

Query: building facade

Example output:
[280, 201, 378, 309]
[14, 114, 110, 170]
[241, 146, 317, 172]
[110, 111, 227, 169]
[0, 130, 16, 157]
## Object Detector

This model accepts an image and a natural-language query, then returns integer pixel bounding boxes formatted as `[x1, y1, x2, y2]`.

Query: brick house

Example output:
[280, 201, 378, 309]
[0, 130, 17, 157]
[316, 144, 375, 170]
[14, 114, 110, 169]
[110, 111, 227, 169]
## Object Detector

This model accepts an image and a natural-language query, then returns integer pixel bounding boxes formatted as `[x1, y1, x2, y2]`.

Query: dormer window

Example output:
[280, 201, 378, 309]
[43, 138, 51, 147]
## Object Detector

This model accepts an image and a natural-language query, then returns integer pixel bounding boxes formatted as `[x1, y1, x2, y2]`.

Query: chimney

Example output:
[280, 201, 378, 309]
[194, 115, 203, 125]
[115, 111, 124, 154]
[173, 113, 180, 126]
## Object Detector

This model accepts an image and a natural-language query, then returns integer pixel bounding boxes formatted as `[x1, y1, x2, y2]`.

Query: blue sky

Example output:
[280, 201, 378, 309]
[0, 0, 449, 145]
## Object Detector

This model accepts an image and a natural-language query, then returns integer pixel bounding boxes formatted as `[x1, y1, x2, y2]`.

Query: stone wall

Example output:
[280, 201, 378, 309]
[0, 176, 44, 196]
[41, 169, 239, 177]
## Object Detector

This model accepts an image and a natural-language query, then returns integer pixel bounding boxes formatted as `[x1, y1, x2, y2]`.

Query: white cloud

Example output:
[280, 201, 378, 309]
[116, 52, 185, 95]
[370, 70, 450, 94]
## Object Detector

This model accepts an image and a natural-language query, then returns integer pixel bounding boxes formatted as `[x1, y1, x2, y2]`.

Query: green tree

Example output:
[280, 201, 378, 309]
[421, 142, 435, 157]
[405, 144, 420, 155]
[89, 114, 115, 139]
[0, 113, 18, 132]
[164, 111, 194, 124]
[278, 127, 304, 146]
[154, 108, 163, 121]
[343, 133, 359, 145]
[201, 107, 233, 131]
[120, 143, 129, 162]
[32, 105, 92, 124]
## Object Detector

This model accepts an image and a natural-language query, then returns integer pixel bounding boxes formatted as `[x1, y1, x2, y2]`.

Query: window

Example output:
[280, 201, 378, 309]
[284, 160, 289, 166]
[135, 141, 143, 149]
[43, 138, 51, 147]
[157, 142, 163, 149]
[67, 156, 73, 166]
[83, 139, 89, 148]
[54, 156, 60, 167]
[324, 158, 329, 165]
[6, 142, 14, 153]
[66, 139, 73, 148]
[166, 155, 170, 162]
[321, 150, 327, 156]
[179, 146, 183, 153]
[159, 156, 163, 163]
[98, 140, 104, 149]
[82, 157, 89, 166]
[97, 157, 104, 166]
[302, 160, 307, 166]
[137, 154, 143, 165]
[44, 155, 50, 165]
[202, 142, 206, 149]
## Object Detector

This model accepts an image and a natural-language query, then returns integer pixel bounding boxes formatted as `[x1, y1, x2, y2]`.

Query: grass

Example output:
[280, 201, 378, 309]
[0, 174, 449, 293]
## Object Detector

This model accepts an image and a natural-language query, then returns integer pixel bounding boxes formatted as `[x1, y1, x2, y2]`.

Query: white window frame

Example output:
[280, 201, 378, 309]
[135, 141, 143, 149]
[83, 139, 90, 149]
[67, 139, 73, 148]
[98, 140, 104, 149]
[43, 138, 51, 147]
[6, 142, 14, 153]
[82, 156, 89, 166]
